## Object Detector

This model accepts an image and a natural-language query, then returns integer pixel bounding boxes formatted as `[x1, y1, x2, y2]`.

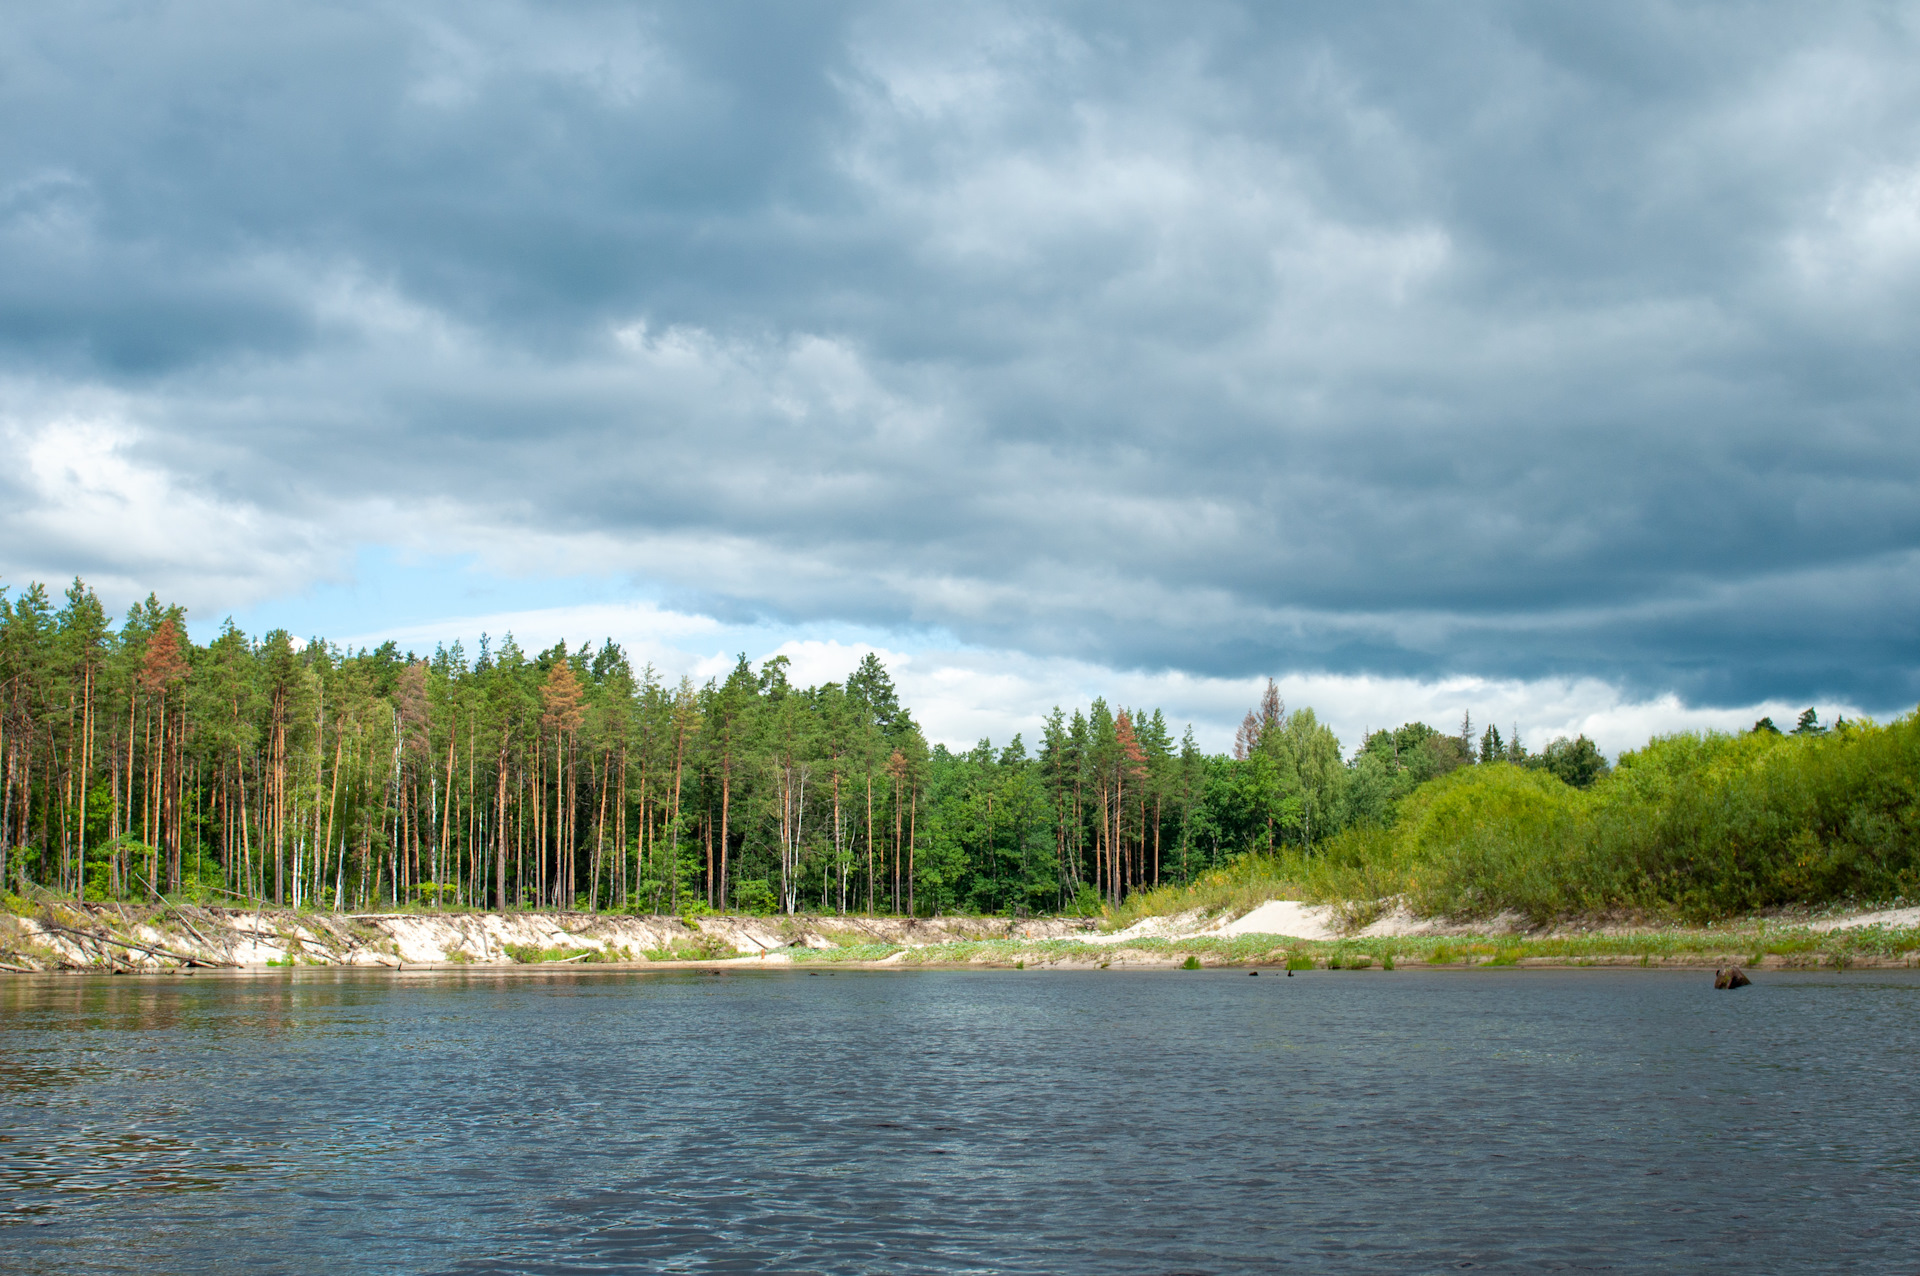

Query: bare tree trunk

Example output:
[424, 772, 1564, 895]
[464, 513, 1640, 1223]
[437, 720, 456, 909]
[669, 727, 685, 912]
[591, 749, 609, 913]
[321, 730, 342, 908]
[717, 752, 730, 912]
[495, 744, 510, 910]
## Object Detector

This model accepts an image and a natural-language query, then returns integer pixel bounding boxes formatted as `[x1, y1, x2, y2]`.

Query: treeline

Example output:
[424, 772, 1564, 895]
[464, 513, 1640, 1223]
[1, 578, 1605, 916]
[1305, 708, 1920, 922]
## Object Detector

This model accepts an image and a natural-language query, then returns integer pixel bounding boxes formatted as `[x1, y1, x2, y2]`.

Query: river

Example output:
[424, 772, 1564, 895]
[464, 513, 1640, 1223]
[3, 966, 1916, 1273]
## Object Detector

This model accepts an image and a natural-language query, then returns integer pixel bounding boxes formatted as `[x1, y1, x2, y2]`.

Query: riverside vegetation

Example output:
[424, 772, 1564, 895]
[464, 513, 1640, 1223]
[1, 577, 1916, 958]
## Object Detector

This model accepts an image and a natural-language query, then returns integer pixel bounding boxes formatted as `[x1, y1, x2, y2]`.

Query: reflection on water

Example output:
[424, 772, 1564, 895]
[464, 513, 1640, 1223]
[4, 967, 1919, 1273]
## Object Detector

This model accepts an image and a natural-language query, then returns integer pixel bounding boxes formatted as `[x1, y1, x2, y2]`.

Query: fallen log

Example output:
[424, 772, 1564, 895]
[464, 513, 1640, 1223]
[38, 921, 239, 969]
[174, 910, 227, 954]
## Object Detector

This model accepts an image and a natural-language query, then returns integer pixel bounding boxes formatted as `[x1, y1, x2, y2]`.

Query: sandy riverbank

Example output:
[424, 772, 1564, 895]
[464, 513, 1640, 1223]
[4, 898, 1917, 975]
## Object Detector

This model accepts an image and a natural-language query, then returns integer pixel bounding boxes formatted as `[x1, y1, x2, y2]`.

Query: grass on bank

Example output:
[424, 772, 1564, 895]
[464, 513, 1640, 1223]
[1108, 857, 1313, 931]
[785, 924, 1920, 970]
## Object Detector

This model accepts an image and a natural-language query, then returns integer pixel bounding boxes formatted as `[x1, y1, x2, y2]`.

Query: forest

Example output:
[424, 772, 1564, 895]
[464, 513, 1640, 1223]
[0, 578, 1604, 917]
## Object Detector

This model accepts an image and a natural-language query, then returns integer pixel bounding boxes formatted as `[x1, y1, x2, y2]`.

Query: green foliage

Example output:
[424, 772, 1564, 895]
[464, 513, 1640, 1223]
[5, 573, 1907, 930]
[1531, 735, 1610, 788]
[503, 943, 596, 963]
[730, 878, 778, 916]
[1181, 954, 1200, 969]
[1109, 853, 1308, 929]
[1303, 714, 1920, 921]
[643, 933, 739, 961]
[1064, 885, 1104, 917]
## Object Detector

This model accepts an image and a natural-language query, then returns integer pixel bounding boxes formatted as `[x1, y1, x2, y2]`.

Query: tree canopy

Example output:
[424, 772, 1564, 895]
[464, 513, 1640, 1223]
[2, 576, 1629, 915]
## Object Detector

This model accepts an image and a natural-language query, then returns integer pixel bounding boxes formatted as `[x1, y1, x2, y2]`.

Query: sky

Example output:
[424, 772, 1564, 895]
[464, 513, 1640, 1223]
[2, 1, 1915, 756]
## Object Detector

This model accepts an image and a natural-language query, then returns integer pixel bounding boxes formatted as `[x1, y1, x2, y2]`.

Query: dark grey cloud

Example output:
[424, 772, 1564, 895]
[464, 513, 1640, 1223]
[2, 0, 1918, 709]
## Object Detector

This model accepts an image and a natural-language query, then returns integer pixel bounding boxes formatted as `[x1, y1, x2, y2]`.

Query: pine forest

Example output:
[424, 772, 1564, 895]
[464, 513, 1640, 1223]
[1, 578, 1576, 918]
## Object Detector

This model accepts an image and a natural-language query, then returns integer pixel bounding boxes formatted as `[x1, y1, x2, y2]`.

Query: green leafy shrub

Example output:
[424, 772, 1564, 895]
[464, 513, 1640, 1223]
[730, 878, 778, 916]
[503, 943, 596, 963]
[1066, 885, 1105, 918]
[643, 933, 738, 961]
[1305, 714, 1920, 923]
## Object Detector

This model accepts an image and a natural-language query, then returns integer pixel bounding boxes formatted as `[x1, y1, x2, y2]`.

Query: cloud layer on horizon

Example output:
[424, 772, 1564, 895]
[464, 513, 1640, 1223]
[2, 1, 1917, 714]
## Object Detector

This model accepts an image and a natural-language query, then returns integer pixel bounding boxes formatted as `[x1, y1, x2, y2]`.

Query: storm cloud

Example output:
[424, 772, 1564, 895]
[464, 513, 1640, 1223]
[3, 0, 1917, 712]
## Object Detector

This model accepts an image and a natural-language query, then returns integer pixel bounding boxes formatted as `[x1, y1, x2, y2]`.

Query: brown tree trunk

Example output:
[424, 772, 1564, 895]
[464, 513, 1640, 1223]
[717, 752, 730, 911]
[495, 745, 510, 909]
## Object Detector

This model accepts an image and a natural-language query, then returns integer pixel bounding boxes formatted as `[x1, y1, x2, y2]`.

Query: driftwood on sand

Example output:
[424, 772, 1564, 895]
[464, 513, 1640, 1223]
[37, 920, 240, 969]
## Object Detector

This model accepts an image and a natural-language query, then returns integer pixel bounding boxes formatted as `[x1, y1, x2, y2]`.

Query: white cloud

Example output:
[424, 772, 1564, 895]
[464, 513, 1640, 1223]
[0, 399, 339, 609]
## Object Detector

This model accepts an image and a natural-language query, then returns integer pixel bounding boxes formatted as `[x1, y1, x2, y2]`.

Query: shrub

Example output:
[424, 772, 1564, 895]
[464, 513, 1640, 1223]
[731, 878, 778, 916]
[1311, 712, 1920, 923]
[643, 934, 738, 962]
[503, 943, 595, 964]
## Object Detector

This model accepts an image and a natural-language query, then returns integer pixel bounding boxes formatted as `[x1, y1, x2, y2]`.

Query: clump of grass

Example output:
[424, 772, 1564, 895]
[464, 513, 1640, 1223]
[770, 920, 1920, 972]
[792, 941, 901, 963]
[504, 943, 597, 964]
[1108, 854, 1312, 931]
[1182, 954, 1201, 970]
[641, 934, 738, 962]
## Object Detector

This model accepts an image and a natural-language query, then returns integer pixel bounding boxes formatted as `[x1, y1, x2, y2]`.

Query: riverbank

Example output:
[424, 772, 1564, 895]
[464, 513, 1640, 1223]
[0, 900, 1096, 974]
[4, 896, 1918, 974]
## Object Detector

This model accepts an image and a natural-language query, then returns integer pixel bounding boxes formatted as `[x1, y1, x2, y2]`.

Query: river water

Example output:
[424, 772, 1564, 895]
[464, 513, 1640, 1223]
[2, 966, 1916, 1273]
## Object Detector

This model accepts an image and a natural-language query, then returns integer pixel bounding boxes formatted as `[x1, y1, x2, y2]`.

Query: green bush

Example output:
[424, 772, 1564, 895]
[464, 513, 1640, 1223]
[1066, 885, 1105, 918]
[503, 943, 596, 963]
[731, 878, 778, 916]
[643, 933, 738, 962]
[1305, 713, 1920, 922]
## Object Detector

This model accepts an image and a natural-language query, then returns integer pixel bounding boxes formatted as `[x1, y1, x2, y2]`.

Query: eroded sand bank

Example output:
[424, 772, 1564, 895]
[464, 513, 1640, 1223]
[4, 898, 1917, 974]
